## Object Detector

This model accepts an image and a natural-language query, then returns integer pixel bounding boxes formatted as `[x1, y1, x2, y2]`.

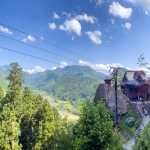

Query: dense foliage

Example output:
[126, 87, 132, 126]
[133, 122, 150, 150]
[74, 101, 124, 150]
[0, 62, 124, 150]
[0, 63, 73, 150]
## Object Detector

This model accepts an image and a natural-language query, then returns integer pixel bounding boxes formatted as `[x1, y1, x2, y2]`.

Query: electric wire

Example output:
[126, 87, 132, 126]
[0, 34, 78, 63]
[0, 22, 99, 63]
[0, 46, 67, 67]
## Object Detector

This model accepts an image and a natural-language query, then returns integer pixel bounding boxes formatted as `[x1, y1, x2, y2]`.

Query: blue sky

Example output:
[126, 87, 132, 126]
[0, 0, 150, 74]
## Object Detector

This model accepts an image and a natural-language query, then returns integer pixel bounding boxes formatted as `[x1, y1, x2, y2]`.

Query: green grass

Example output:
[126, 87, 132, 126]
[119, 107, 141, 137]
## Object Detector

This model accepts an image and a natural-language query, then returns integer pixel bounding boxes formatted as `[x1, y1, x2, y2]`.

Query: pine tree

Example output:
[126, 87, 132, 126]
[32, 100, 55, 150]
[0, 105, 21, 150]
[5, 62, 24, 104]
[19, 86, 34, 150]
[0, 62, 24, 149]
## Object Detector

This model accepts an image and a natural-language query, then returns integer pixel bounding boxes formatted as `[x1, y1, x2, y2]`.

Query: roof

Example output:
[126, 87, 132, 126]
[120, 70, 147, 86]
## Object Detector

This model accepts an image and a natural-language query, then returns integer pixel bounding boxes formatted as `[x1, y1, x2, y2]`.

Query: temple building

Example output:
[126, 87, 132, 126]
[119, 70, 149, 100]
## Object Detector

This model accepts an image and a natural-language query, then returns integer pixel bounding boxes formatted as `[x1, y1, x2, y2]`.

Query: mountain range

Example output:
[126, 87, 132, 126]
[0, 64, 127, 101]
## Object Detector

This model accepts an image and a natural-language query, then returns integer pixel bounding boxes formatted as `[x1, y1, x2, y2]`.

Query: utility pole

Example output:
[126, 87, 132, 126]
[114, 69, 118, 127]
[109, 67, 119, 127]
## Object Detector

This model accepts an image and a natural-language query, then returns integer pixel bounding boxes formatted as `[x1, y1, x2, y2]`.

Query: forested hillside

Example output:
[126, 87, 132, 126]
[0, 62, 124, 149]
[0, 65, 104, 101]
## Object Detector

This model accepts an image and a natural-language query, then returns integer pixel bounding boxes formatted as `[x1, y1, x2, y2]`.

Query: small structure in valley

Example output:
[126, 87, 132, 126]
[119, 70, 150, 100]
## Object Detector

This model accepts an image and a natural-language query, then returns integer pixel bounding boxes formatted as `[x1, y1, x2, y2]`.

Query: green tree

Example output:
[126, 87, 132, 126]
[32, 100, 55, 150]
[52, 109, 74, 150]
[0, 86, 4, 112]
[0, 105, 21, 150]
[19, 86, 34, 150]
[0, 62, 24, 149]
[74, 101, 124, 150]
[0, 86, 4, 101]
[5, 62, 24, 103]
[133, 123, 150, 150]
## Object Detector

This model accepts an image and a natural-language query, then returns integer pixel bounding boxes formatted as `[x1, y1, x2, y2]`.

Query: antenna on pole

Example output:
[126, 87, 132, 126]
[108, 66, 120, 127]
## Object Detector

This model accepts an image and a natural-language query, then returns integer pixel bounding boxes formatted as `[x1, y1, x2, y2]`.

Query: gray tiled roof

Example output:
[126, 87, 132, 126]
[120, 70, 147, 86]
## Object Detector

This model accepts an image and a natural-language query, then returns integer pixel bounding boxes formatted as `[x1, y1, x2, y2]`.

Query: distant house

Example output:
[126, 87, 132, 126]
[120, 70, 150, 100]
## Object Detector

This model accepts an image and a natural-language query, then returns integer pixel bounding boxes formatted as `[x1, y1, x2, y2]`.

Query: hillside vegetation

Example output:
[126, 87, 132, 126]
[0, 62, 124, 149]
[0, 65, 104, 102]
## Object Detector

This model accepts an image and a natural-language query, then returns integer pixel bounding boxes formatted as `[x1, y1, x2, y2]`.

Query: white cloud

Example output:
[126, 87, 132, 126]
[126, 0, 150, 11]
[0, 49, 2, 52]
[72, 36, 74, 41]
[79, 60, 124, 74]
[122, 22, 132, 29]
[62, 12, 71, 17]
[85, 30, 102, 44]
[59, 61, 68, 68]
[110, 19, 115, 24]
[0, 25, 13, 35]
[49, 23, 56, 30]
[51, 66, 57, 70]
[27, 35, 36, 41]
[50, 61, 68, 70]
[109, 2, 132, 19]
[24, 66, 46, 74]
[53, 11, 60, 19]
[59, 19, 81, 36]
[75, 14, 97, 24]
[96, 0, 103, 6]
[22, 35, 36, 43]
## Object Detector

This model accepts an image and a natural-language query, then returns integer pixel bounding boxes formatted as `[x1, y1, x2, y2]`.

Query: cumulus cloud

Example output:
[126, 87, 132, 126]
[109, 2, 132, 19]
[62, 12, 71, 17]
[27, 35, 36, 41]
[49, 23, 56, 30]
[50, 61, 68, 70]
[126, 0, 150, 11]
[24, 66, 46, 74]
[75, 14, 97, 24]
[59, 19, 81, 36]
[85, 30, 102, 44]
[22, 35, 36, 43]
[51, 66, 57, 70]
[79, 60, 124, 74]
[59, 61, 68, 68]
[0, 25, 13, 35]
[53, 11, 60, 19]
[122, 22, 132, 29]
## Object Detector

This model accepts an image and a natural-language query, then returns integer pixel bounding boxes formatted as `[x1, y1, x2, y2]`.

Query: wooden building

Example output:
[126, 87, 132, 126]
[120, 70, 150, 100]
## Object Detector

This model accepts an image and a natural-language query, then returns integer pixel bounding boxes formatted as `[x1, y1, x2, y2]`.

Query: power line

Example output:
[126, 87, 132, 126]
[0, 34, 78, 63]
[0, 46, 66, 67]
[0, 22, 99, 63]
